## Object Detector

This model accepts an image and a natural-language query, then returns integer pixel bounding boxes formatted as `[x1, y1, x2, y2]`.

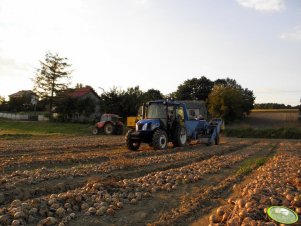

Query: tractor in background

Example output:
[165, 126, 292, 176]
[125, 100, 223, 151]
[92, 114, 124, 135]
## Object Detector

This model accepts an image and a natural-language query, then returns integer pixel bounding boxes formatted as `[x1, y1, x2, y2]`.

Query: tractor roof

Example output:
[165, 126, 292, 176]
[147, 99, 182, 106]
[102, 113, 121, 118]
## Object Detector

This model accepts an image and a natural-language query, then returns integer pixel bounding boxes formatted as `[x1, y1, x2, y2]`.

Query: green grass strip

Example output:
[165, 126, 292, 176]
[236, 156, 268, 176]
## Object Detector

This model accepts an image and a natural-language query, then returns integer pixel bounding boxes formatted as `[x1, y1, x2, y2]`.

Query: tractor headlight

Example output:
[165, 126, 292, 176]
[142, 123, 148, 131]
[136, 123, 139, 131]
[151, 122, 160, 130]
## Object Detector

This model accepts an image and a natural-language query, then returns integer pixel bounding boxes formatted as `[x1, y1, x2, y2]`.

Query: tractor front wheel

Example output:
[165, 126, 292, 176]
[172, 126, 187, 147]
[126, 130, 140, 151]
[152, 129, 168, 150]
[92, 128, 99, 135]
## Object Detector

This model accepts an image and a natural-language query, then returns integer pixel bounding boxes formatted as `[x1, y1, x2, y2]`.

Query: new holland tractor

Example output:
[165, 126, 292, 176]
[125, 100, 222, 151]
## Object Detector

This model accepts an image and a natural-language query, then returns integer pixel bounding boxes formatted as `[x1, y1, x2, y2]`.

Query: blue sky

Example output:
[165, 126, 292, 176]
[0, 0, 300, 105]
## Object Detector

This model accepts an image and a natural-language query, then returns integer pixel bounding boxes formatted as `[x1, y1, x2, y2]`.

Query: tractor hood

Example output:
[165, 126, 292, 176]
[136, 119, 161, 131]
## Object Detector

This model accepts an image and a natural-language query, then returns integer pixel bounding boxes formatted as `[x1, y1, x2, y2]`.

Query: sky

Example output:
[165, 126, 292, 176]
[0, 0, 300, 105]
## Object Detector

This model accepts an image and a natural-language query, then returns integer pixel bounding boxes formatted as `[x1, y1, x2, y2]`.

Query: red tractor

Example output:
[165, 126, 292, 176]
[92, 114, 124, 135]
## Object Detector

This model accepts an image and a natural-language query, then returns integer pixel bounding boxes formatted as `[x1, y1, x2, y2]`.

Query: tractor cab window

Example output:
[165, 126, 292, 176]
[147, 103, 167, 119]
[167, 105, 174, 120]
[101, 115, 108, 121]
[111, 116, 119, 122]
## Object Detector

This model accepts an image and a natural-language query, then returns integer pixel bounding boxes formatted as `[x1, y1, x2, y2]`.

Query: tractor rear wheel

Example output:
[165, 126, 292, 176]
[152, 129, 168, 150]
[104, 122, 114, 135]
[172, 126, 187, 147]
[126, 130, 140, 151]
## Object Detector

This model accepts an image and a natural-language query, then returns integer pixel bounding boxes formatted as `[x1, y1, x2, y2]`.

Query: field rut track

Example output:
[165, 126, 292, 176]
[1, 137, 294, 226]
[0, 140, 254, 207]
[67, 142, 277, 226]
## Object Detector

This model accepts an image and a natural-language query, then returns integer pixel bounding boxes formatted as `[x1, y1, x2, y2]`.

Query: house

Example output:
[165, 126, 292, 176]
[9, 90, 38, 104]
[57, 86, 101, 122]
[8, 90, 38, 111]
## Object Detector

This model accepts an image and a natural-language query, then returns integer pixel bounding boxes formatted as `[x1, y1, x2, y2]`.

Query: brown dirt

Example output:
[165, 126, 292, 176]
[0, 136, 300, 226]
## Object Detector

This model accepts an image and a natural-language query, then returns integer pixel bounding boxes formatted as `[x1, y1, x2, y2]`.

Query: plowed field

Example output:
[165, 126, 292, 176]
[0, 136, 300, 226]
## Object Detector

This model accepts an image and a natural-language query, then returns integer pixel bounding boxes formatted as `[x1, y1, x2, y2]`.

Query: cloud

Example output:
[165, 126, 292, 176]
[280, 26, 301, 41]
[255, 88, 301, 94]
[236, 0, 285, 12]
[135, 0, 148, 4]
[0, 56, 30, 72]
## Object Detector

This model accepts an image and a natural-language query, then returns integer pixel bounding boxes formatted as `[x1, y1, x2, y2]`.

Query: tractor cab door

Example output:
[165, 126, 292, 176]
[175, 105, 185, 127]
[168, 105, 185, 130]
[167, 105, 175, 130]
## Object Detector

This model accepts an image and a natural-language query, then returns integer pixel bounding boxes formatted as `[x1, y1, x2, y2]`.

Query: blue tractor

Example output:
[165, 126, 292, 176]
[125, 100, 222, 151]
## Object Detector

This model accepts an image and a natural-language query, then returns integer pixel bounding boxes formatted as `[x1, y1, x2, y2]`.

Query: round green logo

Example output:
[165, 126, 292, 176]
[267, 206, 298, 224]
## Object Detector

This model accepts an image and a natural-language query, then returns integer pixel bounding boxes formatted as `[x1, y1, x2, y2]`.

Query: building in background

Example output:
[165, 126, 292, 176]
[56, 86, 101, 122]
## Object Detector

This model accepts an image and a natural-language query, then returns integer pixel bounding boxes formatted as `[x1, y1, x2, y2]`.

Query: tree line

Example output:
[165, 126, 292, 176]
[254, 103, 300, 110]
[3, 51, 292, 123]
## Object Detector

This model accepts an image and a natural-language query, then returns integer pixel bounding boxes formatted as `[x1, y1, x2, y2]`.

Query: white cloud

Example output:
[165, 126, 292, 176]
[281, 26, 301, 41]
[135, 0, 148, 4]
[0, 56, 29, 71]
[236, 0, 285, 12]
[255, 88, 301, 94]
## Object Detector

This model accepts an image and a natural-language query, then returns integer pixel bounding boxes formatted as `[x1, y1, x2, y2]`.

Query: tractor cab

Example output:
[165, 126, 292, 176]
[138, 100, 186, 131]
[100, 114, 121, 122]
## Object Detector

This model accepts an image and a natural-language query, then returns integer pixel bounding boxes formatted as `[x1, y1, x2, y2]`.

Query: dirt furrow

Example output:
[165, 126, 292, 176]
[0, 141, 268, 226]
[0, 141, 253, 206]
[67, 142, 276, 226]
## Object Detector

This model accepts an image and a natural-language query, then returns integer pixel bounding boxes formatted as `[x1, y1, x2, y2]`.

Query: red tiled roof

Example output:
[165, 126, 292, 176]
[9, 90, 36, 98]
[69, 87, 92, 98]
[61, 86, 100, 100]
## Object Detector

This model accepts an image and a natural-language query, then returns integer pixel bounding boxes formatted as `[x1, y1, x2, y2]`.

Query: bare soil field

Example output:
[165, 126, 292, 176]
[0, 135, 300, 226]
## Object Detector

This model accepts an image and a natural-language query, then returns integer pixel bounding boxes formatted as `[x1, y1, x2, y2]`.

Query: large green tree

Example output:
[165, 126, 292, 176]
[208, 85, 244, 122]
[175, 76, 214, 101]
[99, 87, 125, 116]
[33, 52, 72, 117]
[121, 86, 144, 117]
[142, 89, 164, 103]
[214, 78, 255, 115]
[99, 87, 164, 118]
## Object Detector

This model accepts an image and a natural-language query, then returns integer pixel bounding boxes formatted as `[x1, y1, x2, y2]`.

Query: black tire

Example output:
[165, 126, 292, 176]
[215, 134, 220, 145]
[152, 129, 168, 150]
[92, 128, 99, 135]
[125, 130, 140, 151]
[104, 122, 114, 135]
[172, 126, 187, 147]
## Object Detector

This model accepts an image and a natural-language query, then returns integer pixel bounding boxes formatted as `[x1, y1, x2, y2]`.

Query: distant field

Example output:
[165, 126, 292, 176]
[0, 119, 93, 138]
[228, 109, 300, 128]
[225, 109, 301, 139]
[251, 109, 299, 112]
